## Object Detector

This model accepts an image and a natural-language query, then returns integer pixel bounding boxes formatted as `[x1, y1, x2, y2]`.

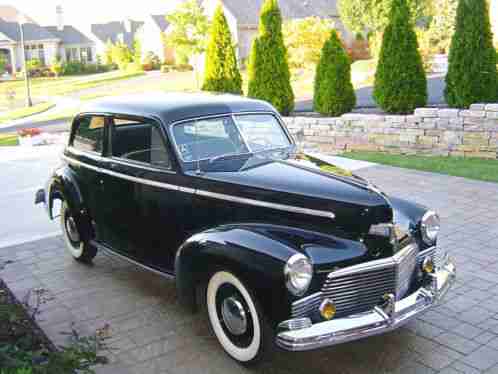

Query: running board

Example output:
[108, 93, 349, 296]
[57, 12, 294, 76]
[91, 240, 175, 280]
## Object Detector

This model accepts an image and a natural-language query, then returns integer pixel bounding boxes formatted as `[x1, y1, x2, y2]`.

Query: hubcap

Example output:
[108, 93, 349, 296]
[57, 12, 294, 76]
[221, 296, 247, 336]
[65, 216, 80, 243]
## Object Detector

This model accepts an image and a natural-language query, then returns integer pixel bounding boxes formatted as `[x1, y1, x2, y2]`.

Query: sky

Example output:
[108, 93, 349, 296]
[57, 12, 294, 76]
[10, 0, 183, 31]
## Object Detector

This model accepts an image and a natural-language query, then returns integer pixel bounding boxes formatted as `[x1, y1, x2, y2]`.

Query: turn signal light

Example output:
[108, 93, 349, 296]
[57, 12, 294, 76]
[422, 257, 435, 274]
[320, 299, 336, 320]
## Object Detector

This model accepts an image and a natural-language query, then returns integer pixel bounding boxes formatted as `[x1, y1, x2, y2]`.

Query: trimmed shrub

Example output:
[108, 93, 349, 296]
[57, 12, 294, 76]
[202, 4, 242, 94]
[373, 0, 427, 113]
[313, 30, 356, 116]
[247, 0, 294, 115]
[445, 0, 498, 108]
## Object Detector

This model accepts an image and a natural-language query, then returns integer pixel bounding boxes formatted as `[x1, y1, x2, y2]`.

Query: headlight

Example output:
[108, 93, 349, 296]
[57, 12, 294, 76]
[284, 254, 313, 296]
[421, 211, 440, 245]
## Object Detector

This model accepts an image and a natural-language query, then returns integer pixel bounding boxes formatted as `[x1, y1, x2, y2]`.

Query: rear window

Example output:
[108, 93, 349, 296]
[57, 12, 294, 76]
[72, 116, 105, 153]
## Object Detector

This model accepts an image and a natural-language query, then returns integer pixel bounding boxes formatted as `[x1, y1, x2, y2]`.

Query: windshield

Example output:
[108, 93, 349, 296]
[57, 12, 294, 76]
[171, 114, 292, 167]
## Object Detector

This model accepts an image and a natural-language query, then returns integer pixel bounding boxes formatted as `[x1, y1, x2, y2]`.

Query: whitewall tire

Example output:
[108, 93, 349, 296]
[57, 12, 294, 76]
[206, 270, 271, 364]
[60, 202, 97, 263]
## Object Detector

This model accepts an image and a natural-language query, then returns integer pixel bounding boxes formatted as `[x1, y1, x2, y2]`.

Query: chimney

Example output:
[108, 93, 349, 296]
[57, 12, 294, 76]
[56, 5, 63, 31]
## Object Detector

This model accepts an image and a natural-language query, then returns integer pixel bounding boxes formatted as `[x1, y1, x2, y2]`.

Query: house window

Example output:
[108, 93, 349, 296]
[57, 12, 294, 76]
[24, 44, 45, 66]
[80, 47, 93, 63]
[66, 48, 79, 62]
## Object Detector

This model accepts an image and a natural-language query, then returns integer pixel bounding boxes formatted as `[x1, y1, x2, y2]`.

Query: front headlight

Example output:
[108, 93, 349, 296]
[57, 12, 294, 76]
[284, 254, 313, 296]
[421, 211, 440, 245]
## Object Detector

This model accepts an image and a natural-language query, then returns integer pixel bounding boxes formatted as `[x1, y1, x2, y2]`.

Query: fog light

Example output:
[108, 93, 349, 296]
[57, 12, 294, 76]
[422, 257, 435, 274]
[319, 299, 336, 320]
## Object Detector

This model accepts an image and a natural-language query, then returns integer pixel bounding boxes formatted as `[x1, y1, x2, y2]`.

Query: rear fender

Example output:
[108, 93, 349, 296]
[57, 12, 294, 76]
[47, 167, 93, 242]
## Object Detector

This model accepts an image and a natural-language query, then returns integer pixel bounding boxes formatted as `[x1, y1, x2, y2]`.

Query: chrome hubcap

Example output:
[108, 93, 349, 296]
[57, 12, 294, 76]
[65, 216, 80, 243]
[221, 296, 247, 336]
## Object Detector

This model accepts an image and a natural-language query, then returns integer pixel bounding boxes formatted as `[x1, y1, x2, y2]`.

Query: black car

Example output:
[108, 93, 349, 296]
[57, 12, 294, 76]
[36, 93, 455, 365]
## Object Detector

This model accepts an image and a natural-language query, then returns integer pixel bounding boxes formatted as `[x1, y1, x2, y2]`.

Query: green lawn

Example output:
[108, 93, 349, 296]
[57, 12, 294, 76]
[343, 152, 498, 183]
[0, 133, 19, 146]
[0, 101, 54, 123]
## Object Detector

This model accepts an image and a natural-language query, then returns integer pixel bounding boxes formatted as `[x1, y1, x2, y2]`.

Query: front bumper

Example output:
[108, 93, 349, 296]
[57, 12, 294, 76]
[276, 258, 456, 351]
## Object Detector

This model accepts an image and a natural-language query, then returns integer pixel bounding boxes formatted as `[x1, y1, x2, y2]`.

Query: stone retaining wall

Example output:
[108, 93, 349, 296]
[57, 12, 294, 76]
[284, 103, 498, 159]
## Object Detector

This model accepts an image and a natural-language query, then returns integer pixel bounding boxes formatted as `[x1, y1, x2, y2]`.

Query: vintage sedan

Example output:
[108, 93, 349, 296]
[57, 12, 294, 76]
[36, 93, 455, 365]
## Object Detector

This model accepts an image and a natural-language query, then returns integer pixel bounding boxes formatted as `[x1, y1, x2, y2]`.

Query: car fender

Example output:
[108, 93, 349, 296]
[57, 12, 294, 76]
[47, 166, 93, 242]
[174, 223, 367, 325]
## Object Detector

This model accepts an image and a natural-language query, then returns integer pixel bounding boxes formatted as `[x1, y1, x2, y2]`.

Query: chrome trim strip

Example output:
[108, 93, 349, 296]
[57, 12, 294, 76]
[292, 292, 323, 307]
[327, 244, 417, 279]
[94, 241, 175, 280]
[62, 154, 336, 219]
[197, 189, 336, 219]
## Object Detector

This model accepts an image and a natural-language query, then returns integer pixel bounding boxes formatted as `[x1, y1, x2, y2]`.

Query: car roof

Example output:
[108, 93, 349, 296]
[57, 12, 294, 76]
[79, 92, 277, 124]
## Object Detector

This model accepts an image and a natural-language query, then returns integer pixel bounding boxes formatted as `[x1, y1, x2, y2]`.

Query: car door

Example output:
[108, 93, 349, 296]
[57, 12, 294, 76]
[66, 114, 107, 230]
[97, 115, 195, 272]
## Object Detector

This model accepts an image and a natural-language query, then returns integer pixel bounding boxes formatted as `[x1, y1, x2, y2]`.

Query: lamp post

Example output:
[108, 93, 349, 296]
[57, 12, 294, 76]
[18, 16, 33, 107]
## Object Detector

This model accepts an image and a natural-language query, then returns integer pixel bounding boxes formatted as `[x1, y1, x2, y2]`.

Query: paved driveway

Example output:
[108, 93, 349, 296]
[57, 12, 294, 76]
[1, 165, 498, 374]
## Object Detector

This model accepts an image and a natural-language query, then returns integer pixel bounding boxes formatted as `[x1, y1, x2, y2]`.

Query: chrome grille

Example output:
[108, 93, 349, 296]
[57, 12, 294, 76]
[417, 246, 445, 269]
[291, 244, 420, 319]
[395, 244, 418, 300]
[322, 266, 396, 317]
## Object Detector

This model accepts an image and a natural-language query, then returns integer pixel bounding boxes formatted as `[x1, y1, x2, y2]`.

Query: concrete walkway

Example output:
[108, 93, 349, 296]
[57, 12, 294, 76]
[2, 164, 498, 373]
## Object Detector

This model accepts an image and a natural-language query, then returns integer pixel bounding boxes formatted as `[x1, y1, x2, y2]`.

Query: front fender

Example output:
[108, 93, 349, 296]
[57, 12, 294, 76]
[174, 223, 367, 326]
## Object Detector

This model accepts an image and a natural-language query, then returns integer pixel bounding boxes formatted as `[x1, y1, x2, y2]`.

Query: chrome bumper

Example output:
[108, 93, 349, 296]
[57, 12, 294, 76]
[276, 258, 456, 351]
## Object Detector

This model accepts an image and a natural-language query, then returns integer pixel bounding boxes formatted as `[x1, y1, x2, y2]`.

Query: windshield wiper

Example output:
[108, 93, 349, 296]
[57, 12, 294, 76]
[208, 152, 253, 164]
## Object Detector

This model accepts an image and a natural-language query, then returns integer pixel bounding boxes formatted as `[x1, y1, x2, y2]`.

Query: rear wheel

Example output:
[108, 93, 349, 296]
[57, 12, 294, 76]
[60, 202, 97, 263]
[204, 270, 273, 365]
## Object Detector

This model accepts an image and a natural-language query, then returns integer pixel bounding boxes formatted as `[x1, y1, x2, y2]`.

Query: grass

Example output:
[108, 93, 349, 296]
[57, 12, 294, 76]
[0, 133, 19, 146]
[0, 102, 54, 123]
[342, 151, 498, 183]
[0, 71, 145, 108]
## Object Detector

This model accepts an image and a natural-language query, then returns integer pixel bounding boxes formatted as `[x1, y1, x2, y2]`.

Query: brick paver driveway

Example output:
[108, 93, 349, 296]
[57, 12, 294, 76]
[2, 165, 498, 374]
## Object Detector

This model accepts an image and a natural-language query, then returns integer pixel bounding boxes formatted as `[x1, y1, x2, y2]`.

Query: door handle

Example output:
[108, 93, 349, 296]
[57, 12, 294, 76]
[99, 179, 104, 186]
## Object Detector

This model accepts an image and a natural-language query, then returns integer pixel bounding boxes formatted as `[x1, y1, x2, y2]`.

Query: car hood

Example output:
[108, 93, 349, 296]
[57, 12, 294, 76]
[196, 153, 393, 235]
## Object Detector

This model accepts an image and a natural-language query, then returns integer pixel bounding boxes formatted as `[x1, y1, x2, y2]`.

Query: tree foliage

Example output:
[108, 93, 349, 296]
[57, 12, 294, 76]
[338, 0, 432, 34]
[165, 0, 210, 63]
[247, 0, 294, 115]
[283, 17, 334, 68]
[110, 42, 133, 70]
[202, 5, 242, 94]
[373, 0, 427, 113]
[313, 30, 356, 116]
[445, 0, 498, 108]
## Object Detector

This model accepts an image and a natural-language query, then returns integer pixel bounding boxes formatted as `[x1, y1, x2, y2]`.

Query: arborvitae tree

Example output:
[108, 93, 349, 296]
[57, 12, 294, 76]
[445, 0, 498, 108]
[202, 5, 242, 94]
[247, 0, 294, 115]
[373, 0, 427, 113]
[313, 30, 356, 116]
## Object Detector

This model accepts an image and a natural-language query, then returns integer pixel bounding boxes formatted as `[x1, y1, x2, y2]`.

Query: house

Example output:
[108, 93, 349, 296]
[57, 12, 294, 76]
[90, 19, 144, 61]
[0, 6, 95, 74]
[139, 14, 175, 63]
[202, 0, 352, 61]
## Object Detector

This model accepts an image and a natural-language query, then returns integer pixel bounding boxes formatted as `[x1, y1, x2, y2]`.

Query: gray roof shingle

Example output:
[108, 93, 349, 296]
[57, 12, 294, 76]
[44, 25, 93, 45]
[91, 20, 144, 48]
[0, 19, 57, 42]
[151, 15, 170, 32]
[222, 0, 339, 26]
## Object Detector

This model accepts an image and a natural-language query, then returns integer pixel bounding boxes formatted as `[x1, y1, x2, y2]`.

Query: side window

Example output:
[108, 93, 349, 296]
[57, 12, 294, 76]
[111, 118, 172, 170]
[72, 116, 105, 153]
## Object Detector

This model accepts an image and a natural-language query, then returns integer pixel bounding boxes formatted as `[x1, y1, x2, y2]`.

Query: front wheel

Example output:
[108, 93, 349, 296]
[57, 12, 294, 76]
[60, 202, 97, 263]
[205, 270, 273, 365]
